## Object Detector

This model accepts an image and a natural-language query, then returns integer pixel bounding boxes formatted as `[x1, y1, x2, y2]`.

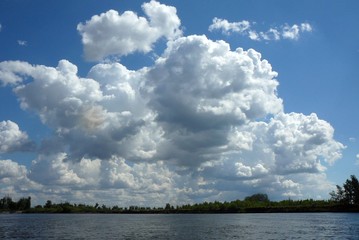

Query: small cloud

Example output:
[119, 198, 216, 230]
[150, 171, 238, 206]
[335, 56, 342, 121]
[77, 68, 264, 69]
[209, 18, 312, 41]
[17, 40, 27, 46]
[301, 23, 312, 32]
[281, 24, 300, 40]
[356, 154, 359, 165]
[248, 30, 260, 41]
[349, 137, 356, 143]
[208, 17, 250, 35]
[281, 23, 311, 40]
[261, 28, 281, 41]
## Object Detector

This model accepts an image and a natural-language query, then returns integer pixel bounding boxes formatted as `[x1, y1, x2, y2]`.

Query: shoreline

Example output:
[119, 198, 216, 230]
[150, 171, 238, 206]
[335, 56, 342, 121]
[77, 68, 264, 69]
[10, 205, 359, 214]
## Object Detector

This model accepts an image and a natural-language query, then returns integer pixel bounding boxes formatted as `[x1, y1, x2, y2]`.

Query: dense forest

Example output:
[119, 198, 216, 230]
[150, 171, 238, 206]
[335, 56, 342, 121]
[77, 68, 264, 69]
[1, 175, 359, 214]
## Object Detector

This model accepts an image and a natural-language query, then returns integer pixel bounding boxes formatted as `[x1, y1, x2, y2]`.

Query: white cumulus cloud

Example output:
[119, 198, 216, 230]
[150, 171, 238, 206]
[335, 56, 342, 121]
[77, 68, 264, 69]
[2, 59, 158, 162]
[0, 61, 34, 85]
[0, 159, 27, 180]
[0, 31, 344, 204]
[0, 159, 41, 199]
[144, 35, 283, 167]
[77, 0, 182, 61]
[0, 1, 344, 206]
[0, 120, 34, 153]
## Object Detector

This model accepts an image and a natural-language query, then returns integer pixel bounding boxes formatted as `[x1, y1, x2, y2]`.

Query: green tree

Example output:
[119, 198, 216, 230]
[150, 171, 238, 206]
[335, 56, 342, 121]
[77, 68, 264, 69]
[45, 200, 52, 208]
[344, 175, 359, 205]
[0, 196, 13, 210]
[330, 175, 359, 205]
[330, 185, 345, 203]
[245, 193, 270, 203]
[17, 197, 31, 210]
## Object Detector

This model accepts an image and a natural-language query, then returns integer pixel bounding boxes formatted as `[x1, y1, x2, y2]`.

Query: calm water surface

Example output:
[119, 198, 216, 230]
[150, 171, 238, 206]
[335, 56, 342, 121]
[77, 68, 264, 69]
[0, 213, 358, 239]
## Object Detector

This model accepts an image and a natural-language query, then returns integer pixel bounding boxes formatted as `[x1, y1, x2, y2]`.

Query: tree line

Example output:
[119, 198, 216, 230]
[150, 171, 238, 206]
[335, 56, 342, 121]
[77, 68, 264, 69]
[2, 175, 359, 214]
[0, 196, 31, 212]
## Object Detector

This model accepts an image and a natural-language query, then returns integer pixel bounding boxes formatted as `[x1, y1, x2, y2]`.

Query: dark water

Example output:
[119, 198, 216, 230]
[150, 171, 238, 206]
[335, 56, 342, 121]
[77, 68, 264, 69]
[0, 213, 358, 239]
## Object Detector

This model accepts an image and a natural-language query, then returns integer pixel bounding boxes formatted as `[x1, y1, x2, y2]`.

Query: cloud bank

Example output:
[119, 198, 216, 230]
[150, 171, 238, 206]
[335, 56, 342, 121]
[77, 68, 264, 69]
[0, 1, 344, 206]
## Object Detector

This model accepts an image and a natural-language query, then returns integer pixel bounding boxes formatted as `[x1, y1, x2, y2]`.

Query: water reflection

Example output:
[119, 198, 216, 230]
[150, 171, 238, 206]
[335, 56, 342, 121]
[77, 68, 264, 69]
[0, 213, 358, 239]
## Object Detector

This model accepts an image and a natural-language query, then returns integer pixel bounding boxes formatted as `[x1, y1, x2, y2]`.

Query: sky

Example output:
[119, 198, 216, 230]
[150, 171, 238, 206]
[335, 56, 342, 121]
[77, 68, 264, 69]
[0, 0, 358, 207]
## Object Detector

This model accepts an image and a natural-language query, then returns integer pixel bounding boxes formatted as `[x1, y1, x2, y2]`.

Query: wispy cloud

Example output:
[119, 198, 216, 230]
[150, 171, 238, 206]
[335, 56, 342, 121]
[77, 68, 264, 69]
[208, 18, 250, 35]
[209, 18, 312, 41]
[17, 40, 27, 46]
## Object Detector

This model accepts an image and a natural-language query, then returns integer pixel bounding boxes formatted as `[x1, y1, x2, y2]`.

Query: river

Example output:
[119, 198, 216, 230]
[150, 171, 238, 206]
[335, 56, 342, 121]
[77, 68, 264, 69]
[0, 213, 358, 239]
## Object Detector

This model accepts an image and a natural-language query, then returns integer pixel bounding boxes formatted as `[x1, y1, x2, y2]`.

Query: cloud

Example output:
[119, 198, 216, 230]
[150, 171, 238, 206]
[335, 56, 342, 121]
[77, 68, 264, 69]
[17, 40, 27, 46]
[7, 60, 104, 125]
[300, 23, 312, 32]
[77, 0, 182, 61]
[0, 1, 344, 206]
[252, 112, 343, 173]
[0, 32, 344, 204]
[144, 35, 283, 166]
[0, 159, 27, 179]
[0, 61, 34, 85]
[281, 24, 311, 40]
[0, 23, 2, 32]
[209, 18, 312, 41]
[197, 112, 343, 198]
[0, 159, 41, 199]
[25, 153, 181, 206]
[0, 120, 35, 153]
[208, 18, 250, 35]
[1, 59, 158, 161]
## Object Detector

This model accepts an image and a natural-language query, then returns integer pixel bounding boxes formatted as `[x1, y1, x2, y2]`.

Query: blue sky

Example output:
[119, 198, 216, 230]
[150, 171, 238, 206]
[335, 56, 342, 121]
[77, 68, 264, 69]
[0, 0, 358, 206]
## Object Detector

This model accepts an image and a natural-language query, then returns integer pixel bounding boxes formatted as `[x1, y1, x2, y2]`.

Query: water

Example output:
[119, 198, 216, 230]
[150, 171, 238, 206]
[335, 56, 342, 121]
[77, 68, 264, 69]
[0, 213, 358, 239]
